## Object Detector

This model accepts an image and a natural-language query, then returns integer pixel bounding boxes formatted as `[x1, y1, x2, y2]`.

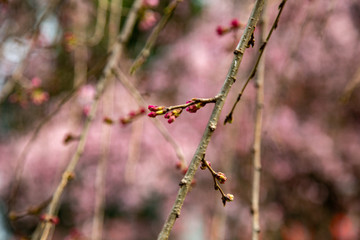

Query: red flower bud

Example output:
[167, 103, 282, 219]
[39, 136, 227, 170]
[216, 26, 225, 36]
[230, 18, 240, 28]
[148, 112, 157, 118]
[168, 115, 176, 124]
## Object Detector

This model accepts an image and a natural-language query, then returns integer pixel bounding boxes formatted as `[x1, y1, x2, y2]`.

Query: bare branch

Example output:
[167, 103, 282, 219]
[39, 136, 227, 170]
[251, 2, 268, 239]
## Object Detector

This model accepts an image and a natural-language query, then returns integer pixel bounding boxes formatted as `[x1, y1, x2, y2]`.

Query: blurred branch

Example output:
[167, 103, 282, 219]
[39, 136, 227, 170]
[224, 0, 288, 125]
[251, 2, 267, 240]
[340, 66, 360, 103]
[8, 198, 52, 221]
[92, 80, 114, 240]
[124, 118, 144, 183]
[0, 0, 62, 104]
[129, 0, 183, 75]
[113, 68, 186, 166]
[32, 1, 143, 239]
[8, 87, 80, 210]
[88, 0, 110, 46]
[156, 0, 266, 239]
[108, 0, 123, 48]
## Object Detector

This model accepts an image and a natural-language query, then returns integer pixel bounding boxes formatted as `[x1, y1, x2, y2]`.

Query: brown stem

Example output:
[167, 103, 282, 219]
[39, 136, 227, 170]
[251, 2, 268, 239]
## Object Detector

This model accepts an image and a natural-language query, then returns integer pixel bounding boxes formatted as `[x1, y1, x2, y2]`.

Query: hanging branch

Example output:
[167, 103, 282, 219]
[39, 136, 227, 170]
[156, 0, 265, 239]
[108, 0, 123, 48]
[129, 0, 183, 75]
[199, 156, 234, 206]
[251, 1, 267, 240]
[32, 1, 143, 239]
[224, 0, 288, 125]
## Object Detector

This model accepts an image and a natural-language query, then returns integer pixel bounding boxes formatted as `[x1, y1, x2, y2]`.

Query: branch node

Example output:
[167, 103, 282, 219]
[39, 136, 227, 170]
[179, 179, 187, 187]
[233, 49, 241, 55]
[209, 123, 216, 132]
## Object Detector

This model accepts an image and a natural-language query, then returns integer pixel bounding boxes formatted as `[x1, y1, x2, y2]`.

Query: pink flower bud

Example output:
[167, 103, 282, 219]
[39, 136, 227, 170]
[216, 26, 225, 36]
[168, 115, 176, 124]
[148, 105, 157, 111]
[31, 77, 42, 88]
[164, 112, 172, 119]
[139, 107, 146, 113]
[230, 18, 240, 29]
[148, 112, 157, 118]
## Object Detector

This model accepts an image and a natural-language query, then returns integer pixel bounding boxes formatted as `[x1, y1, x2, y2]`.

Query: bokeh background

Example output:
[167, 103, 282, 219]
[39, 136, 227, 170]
[1, 0, 360, 239]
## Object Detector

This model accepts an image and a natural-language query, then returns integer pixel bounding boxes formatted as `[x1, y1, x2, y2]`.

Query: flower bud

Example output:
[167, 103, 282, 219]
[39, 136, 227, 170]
[148, 112, 157, 118]
[226, 193, 234, 201]
[215, 172, 227, 184]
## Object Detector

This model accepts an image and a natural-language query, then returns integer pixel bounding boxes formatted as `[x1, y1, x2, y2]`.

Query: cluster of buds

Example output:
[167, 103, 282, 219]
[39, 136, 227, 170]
[9, 77, 49, 107]
[99, 107, 146, 126]
[40, 214, 59, 225]
[147, 97, 217, 124]
[200, 156, 234, 206]
[119, 107, 146, 125]
[186, 101, 205, 113]
[148, 105, 183, 124]
[216, 18, 243, 36]
[164, 109, 182, 123]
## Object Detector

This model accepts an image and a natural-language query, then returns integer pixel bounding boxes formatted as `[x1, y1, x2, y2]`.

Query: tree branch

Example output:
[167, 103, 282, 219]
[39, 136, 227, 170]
[224, 0, 288, 125]
[156, 1, 265, 239]
[251, 2, 267, 239]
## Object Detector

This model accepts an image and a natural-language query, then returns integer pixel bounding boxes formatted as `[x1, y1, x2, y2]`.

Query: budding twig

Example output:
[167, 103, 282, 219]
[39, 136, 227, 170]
[200, 156, 234, 206]
[148, 97, 218, 124]
[224, 0, 288, 125]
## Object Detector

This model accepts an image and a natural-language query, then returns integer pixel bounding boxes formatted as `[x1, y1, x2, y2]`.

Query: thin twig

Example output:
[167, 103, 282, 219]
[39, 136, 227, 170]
[113, 68, 186, 166]
[251, 2, 267, 239]
[200, 158, 233, 206]
[129, 0, 183, 74]
[224, 0, 288, 125]
[156, 1, 265, 239]
[88, 0, 110, 46]
[32, 1, 143, 239]
[108, 0, 123, 49]
[92, 80, 114, 240]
